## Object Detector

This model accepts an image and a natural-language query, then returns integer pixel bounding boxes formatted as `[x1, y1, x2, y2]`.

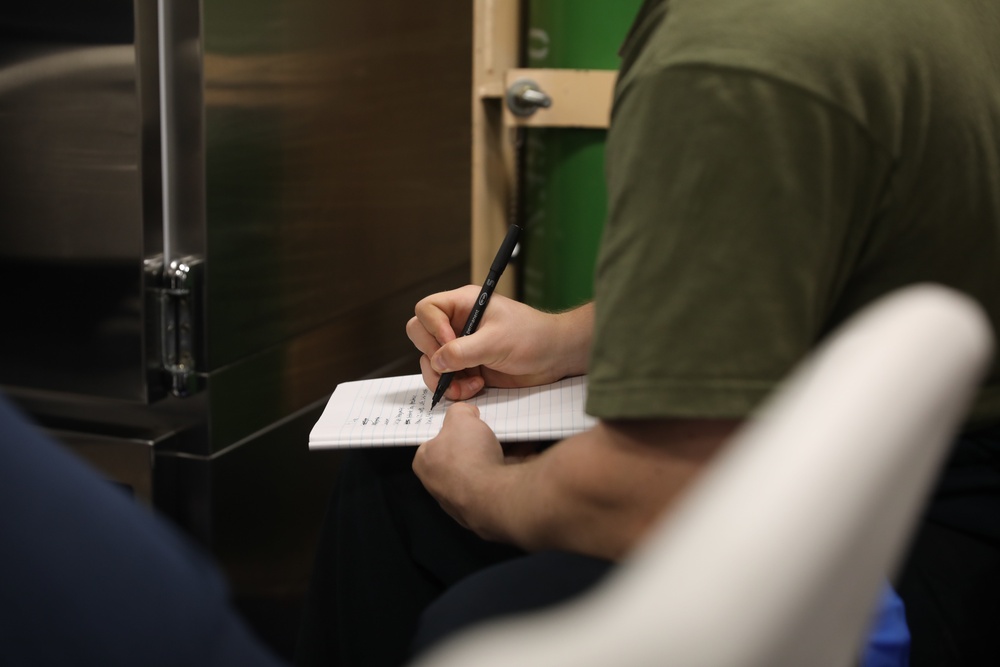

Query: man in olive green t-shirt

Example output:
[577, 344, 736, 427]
[299, 2, 1000, 665]
[586, 2, 1000, 664]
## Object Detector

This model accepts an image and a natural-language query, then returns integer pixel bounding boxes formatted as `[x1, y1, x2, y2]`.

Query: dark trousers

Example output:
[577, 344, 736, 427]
[895, 427, 1000, 667]
[0, 395, 284, 667]
[294, 448, 612, 667]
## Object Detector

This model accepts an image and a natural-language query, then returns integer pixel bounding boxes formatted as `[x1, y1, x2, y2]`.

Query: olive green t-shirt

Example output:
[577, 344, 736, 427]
[586, 0, 1000, 426]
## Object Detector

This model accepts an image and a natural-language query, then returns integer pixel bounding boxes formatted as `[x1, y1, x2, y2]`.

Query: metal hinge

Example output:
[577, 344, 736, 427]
[146, 254, 204, 397]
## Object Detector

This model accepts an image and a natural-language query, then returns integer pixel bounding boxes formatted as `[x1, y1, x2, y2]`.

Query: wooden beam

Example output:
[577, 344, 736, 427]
[471, 0, 521, 297]
[503, 68, 616, 129]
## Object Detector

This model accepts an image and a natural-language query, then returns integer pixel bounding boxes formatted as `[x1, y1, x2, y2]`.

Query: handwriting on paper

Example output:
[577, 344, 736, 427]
[349, 387, 438, 429]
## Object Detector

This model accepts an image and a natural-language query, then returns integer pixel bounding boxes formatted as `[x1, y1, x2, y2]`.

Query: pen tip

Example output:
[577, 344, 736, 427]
[430, 398, 439, 411]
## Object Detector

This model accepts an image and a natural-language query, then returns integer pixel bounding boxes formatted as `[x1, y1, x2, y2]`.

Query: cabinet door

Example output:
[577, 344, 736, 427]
[0, 0, 164, 402]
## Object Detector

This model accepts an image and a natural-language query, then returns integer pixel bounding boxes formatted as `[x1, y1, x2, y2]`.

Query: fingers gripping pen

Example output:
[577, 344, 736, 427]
[430, 223, 522, 409]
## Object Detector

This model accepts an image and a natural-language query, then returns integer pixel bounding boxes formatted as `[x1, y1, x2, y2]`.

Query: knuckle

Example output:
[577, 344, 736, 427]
[412, 444, 430, 471]
[405, 317, 421, 339]
[446, 339, 465, 364]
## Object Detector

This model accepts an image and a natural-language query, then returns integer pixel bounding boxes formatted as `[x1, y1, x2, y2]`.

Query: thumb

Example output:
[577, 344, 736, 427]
[432, 330, 504, 374]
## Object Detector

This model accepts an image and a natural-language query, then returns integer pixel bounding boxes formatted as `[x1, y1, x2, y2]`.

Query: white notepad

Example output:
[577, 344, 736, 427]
[309, 373, 596, 448]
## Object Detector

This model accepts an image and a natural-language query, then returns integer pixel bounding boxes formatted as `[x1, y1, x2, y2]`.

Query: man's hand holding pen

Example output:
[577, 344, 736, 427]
[405, 286, 577, 404]
[405, 230, 597, 547]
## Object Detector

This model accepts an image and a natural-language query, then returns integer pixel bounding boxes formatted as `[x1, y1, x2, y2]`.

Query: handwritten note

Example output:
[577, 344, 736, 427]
[309, 374, 596, 448]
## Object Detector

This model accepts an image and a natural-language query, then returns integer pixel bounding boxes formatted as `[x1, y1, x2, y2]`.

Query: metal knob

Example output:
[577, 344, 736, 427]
[506, 79, 552, 117]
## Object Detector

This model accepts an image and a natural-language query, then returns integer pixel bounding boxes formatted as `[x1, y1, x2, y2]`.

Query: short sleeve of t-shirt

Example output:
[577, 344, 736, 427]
[586, 66, 893, 420]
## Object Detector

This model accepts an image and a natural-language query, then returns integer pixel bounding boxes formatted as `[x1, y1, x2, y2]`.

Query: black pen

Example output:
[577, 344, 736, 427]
[431, 223, 522, 409]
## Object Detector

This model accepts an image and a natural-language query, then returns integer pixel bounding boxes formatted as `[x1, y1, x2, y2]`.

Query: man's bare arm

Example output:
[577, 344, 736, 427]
[413, 406, 740, 561]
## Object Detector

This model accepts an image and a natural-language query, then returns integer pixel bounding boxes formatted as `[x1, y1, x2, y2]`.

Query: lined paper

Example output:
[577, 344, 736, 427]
[309, 374, 596, 448]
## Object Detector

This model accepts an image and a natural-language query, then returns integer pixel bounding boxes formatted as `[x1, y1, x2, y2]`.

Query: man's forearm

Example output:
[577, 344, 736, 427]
[547, 302, 595, 380]
[470, 418, 739, 561]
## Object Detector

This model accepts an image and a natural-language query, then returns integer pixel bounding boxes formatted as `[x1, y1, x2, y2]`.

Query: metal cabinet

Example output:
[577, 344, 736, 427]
[0, 0, 472, 650]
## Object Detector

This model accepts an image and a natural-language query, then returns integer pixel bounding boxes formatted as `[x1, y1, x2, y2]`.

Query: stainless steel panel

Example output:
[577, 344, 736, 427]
[0, 1, 164, 401]
[197, 267, 465, 456]
[199, 0, 473, 370]
[2, 1, 474, 657]
[0, 44, 138, 261]
[157, 0, 206, 264]
[152, 402, 344, 597]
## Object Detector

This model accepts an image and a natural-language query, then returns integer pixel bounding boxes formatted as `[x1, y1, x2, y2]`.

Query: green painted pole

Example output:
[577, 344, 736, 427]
[520, 0, 643, 311]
